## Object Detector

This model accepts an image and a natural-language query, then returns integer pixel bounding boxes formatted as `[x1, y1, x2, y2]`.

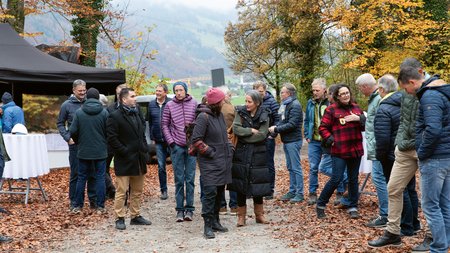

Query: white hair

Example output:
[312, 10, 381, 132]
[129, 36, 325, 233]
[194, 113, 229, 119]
[311, 78, 326, 89]
[355, 73, 376, 87]
[378, 74, 398, 93]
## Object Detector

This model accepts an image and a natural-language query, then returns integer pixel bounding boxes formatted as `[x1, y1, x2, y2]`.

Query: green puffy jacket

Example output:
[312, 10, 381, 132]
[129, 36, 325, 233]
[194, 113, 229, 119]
[365, 90, 381, 160]
[394, 91, 419, 151]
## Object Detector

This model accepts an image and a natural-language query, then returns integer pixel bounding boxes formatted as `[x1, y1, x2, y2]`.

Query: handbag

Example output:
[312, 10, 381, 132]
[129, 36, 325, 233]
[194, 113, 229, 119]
[227, 125, 238, 147]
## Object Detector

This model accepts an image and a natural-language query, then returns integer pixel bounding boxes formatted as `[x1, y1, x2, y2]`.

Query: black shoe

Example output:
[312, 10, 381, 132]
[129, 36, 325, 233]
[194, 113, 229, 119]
[203, 217, 215, 239]
[0, 235, 12, 243]
[368, 230, 401, 248]
[212, 215, 228, 232]
[316, 207, 326, 219]
[130, 215, 152, 225]
[160, 191, 168, 200]
[115, 217, 126, 230]
[411, 234, 432, 252]
[0, 207, 10, 214]
[176, 211, 184, 222]
[366, 216, 388, 228]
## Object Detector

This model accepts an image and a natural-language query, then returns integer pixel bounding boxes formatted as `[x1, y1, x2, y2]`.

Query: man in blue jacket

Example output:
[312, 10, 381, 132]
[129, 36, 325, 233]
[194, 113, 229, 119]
[398, 66, 450, 253]
[148, 83, 171, 200]
[1, 92, 25, 133]
[304, 78, 329, 205]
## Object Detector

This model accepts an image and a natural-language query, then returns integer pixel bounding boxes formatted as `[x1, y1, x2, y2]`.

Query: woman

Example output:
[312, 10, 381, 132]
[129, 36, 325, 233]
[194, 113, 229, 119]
[191, 88, 233, 239]
[229, 90, 271, 227]
[316, 84, 365, 219]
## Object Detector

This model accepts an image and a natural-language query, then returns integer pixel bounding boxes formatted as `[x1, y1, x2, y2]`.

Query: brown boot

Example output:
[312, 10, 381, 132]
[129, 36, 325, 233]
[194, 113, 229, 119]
[237, 206, 246, 227]
[254, 204, 269, 224]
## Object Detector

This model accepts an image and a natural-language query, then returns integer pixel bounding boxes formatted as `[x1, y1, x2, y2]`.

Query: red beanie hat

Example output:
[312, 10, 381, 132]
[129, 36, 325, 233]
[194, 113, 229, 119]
[206, 88, 225, 105]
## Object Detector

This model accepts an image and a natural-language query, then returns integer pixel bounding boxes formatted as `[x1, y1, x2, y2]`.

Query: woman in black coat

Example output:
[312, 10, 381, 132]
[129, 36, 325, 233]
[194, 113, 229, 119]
[191, 88, 233, 239]
[229, 90, 271, 227]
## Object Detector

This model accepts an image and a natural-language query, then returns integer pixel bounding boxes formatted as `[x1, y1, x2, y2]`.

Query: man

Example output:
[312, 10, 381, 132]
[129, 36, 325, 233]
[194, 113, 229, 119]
[268, 83, 304, 203]
[161, 81, 198, 222]
[253, 81, 280, 199]
[304, 78, 329, 205]
[56, 79, 96, 211]
[0, 129, 12, 243]
[107, 88, 152, 230]
[69, 88, 108, 214]
[148, 83, 171, 200]
[1, 92, 25, 133]
[374, 64, 450, 252]
[356, 74, 389, 228]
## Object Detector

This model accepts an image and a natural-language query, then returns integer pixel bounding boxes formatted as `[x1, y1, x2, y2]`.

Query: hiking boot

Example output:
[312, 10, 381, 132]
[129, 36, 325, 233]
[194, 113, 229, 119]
[160, 191, 168, 200]
[203, 216, 215, 239]
[334, 192, 343, 206]
[307, 193, 317, 205]
[280, 192, 295, 201]
[316, 207, 326, 219]
[368, 230, 401, 248]
[0, 235, 12, 243]
[115, 217, 126, 230]
[184, 211, 193, 221]
[219, 207, 227, 215]
[411, 234, 432, 252]
[290, 194, 304, 203]
[212, 215, 228, 232]
[229, 207, 238, 216]
[130, 215, 152, 225]
[366, 216, 388, 228]
[349, 211, 360, 219]
[71, 207, 81, 214]
[176, 211, 184, 222]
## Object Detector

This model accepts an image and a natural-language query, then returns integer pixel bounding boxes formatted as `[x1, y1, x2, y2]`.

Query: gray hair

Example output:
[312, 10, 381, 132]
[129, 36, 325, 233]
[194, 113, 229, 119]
[99, 94, 108, 107]
[246, 90, 263, 106]
[398, 66, 423, 84]
[283, 82, 297, 96]
[73, 79, 86, 88]
[311, 78, 326, 89]
[378, 74, 398, 93]
[355, 73, 376, 87]
[252, 80, 267, 90]
[400, 57, 422, 70]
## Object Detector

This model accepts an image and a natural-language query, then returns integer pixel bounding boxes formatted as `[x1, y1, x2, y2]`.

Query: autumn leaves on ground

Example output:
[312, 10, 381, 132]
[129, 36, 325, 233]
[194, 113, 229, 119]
[1, 159, 425, 252]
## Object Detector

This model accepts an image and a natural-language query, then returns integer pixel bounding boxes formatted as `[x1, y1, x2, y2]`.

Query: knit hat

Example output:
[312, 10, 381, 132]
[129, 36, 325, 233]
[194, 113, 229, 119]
[173, 81, 188, 93]
[206, 87, 225, 105]
[1, 92, 12, 104]
[86, 87, 100, 100]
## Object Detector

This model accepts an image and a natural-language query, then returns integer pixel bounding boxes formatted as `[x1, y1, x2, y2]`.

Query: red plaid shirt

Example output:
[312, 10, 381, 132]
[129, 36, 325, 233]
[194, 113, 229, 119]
[319, 102, 365, 159]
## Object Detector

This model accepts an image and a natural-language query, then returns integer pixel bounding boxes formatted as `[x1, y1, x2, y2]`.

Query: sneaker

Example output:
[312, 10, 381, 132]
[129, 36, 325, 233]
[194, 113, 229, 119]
[349, 211, 360, 219]
[366, 216, 388, 228]
[280, 192, 295, 201]
[115, 217, 126, 230]
[307, 193, 317, 205]
[219, 207, 228, 215]
[71, 207, 81, 214]
[96, 207, 107, 214]
[290, 194, 304, 203]
[411, 235, 432, 252]
[160, 191, 168, 200]
[176, 211, 184, 222]
[368, 230, 401, 248]
[333, 193, 343, 206]
[130, 215, 152, 225]
[0, 235, 12, 243]
[316, 207, 326, 219]
[229, 207, 238, 216]
[184, 211, 193, 221]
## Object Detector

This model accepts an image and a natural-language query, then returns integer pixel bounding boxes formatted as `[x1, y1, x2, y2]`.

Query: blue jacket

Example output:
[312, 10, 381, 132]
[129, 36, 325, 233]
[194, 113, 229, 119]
[148, 96, 171, 143]
[304, 98, 329, 141]
[416, 76, 450, 160]
[57, 95, 85, 142]
[374, 91, 402, 162]
[1, 101, 25, 133]
[261, 91, 280, 137]
[274, 96, 303, 143]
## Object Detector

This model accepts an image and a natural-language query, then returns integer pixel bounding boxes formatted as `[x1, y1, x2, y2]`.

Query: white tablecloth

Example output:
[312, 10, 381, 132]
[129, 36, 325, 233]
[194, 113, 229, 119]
[3, 134, 50, 179]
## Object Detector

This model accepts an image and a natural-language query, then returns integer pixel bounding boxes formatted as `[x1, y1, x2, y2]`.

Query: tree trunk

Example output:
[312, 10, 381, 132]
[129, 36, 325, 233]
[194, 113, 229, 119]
[6, 0, 25, 33]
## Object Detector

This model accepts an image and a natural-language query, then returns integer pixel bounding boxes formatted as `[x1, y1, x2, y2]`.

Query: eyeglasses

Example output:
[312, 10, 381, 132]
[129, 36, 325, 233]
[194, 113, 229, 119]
[338, 91, 350, 97]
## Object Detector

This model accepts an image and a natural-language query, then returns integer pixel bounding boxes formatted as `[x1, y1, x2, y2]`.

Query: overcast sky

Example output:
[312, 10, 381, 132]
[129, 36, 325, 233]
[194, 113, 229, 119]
[117, 0, 238, 13]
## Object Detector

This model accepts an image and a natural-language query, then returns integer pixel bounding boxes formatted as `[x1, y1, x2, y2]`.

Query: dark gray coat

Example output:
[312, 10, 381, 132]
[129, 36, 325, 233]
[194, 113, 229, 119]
[191, 106, 233, 187]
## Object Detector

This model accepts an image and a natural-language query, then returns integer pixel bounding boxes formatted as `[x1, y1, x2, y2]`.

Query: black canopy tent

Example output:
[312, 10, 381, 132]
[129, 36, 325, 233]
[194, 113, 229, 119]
[0, 23, 125, 106]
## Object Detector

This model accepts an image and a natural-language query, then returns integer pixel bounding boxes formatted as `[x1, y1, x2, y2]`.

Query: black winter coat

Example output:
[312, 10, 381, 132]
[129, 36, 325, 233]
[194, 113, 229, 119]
[374, 91, 402, 162]
[228, 106, 271, 197]
[107, 106, 148, 176]
[191, 106, 233, 187]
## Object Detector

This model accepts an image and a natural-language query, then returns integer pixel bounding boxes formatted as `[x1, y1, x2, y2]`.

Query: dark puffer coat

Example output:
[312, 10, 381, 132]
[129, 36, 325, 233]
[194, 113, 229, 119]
[191, 106, 233, 187]
[228, 105, 271, 197]
[374, 91, 402, 162]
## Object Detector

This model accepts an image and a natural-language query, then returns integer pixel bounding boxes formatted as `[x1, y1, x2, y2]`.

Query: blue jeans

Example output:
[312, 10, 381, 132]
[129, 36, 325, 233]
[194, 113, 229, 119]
[308, 140, 322, 194]
[266, 137, 276, 193]
[319, 153, 348, 193]
[75, 159, 106, 208]
[371, 160, 388, 217]
[156, 142, 169, 193]
[69, 144, 97, 207]
[318, 156, 360, 209]
[283, 140, 304, 196]
[400, 176, 420, 236]
[419, 158, 450, 253]
[220, 189, 237, 209]
[171, 144, 196, 212]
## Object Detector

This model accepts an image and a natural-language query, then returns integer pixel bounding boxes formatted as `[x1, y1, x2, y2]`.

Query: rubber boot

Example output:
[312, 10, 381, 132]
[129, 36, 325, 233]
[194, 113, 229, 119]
[203, 216, 215, 239]
[212, 214, 228, 232]
[237, 206, 246, 227]
[254, 204, 269, 224]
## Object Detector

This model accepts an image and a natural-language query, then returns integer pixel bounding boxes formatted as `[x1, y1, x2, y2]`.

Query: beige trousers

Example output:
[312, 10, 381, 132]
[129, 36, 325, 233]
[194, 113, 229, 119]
[114, 175, 145, 219]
